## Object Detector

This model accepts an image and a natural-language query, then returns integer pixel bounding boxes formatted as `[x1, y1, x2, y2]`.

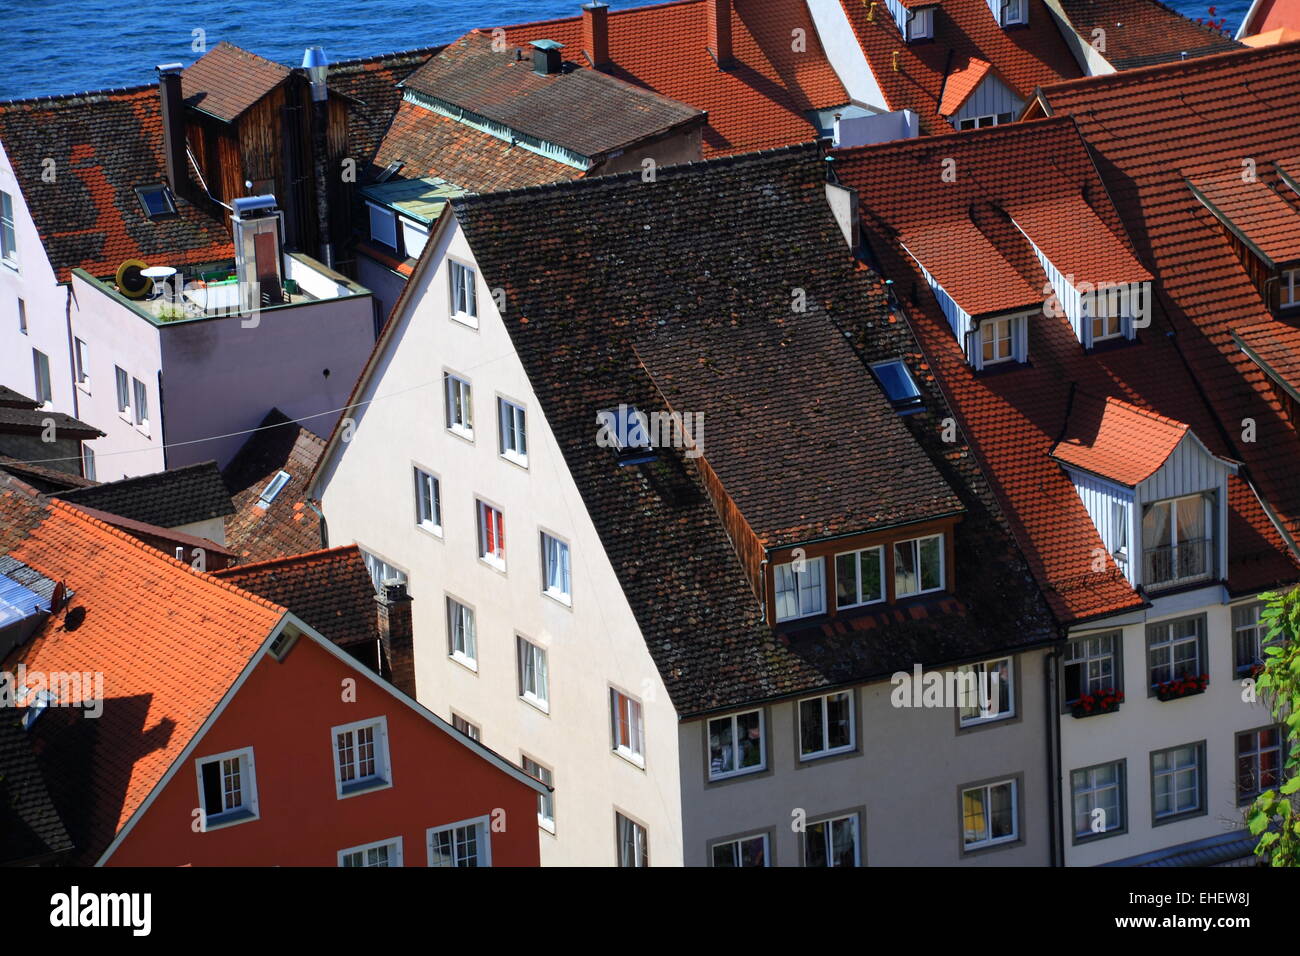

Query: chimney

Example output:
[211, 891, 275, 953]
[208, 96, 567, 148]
[301, 47, 334, 268]
[531, 39, 565, 75]
[707, 0, 734, 67]
[375, 582, 416, 698]
[156, 63, 187, 196]
[582, 2, 611, 69]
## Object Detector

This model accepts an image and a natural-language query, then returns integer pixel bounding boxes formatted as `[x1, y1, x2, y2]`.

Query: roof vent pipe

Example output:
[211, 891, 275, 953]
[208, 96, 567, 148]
[302, 46, 334, 267]
[531, 39, 565, 75]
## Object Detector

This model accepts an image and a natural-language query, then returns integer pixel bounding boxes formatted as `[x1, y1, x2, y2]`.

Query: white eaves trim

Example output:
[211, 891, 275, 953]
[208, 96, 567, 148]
[806, 0, 890, 110]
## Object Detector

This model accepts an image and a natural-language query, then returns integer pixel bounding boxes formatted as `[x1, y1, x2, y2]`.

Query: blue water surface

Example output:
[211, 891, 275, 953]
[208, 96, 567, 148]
[0, 0, 1255, 101]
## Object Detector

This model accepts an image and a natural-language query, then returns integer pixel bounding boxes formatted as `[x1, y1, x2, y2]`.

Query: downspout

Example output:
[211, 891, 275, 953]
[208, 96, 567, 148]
[63, 283, 80, 423]
[1045, 648, 1064, 866]
[306, 498, 329, 549]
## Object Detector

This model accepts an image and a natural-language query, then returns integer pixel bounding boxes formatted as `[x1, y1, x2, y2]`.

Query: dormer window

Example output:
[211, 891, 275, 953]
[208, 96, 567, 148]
[774, 556, 826, 622]
[1141, 493, 1214, 590]
[972, 312, 1028, 369]
[998, 0, 1027, 26]
[907, 6, 934, 40]
[894, 533, 944, 597]
[981, 317, 1014, 365]
[1282, 269, 1299, 309]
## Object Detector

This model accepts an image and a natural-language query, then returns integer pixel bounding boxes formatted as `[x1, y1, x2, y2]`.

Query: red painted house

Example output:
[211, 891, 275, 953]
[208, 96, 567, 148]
[0, 486, 547, 866]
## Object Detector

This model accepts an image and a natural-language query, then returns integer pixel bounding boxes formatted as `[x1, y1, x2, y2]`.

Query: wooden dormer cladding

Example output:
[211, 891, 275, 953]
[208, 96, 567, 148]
[763, 516, 961, 626]
[692, 450, 766, 602]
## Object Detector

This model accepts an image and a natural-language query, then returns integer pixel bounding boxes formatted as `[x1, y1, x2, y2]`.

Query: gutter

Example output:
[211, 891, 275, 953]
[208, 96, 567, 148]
[1045, 648, 1064, 866]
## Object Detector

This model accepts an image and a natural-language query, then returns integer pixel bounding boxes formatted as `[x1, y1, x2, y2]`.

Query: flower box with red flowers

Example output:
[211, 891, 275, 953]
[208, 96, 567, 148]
[1070, 689, 1124, 718]
[1153, 673, 1209, 702]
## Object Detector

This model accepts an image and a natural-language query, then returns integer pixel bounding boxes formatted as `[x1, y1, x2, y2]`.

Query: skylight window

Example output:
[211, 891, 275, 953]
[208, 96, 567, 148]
[258, 470, 291, 509]
[135, 184, 177, 220]
[871, 360, 923, 410]
[597, 405, 658, 465]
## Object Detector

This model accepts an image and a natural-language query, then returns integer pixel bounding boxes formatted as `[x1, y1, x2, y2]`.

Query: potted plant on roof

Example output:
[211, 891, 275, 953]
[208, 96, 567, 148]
[1154, 671, 1209, 702]
[1071, 688, 1123, 718]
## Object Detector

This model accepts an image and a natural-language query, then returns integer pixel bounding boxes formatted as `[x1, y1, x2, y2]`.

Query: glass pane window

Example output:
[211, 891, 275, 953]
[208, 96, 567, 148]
[1233, 603, 1266, 675]
[957, 657, 1013, 725]
[477, 500, 505, 565]
[1063, 632, 1119, 704]
[1152, 745, 1201, 818]
[610, 689, 645, 762]
[115, 366, 131, 414]
[1, 190, 16, 264]
[31, 349, 51, 404]
[773, 556, 825, 621]
[1142, 494, 1212, 587]
[894, 534, 943, 597]
[447, 597, 476, 665]
[712, 834, 768, 867]
[707, 710, 765, 779]
[1071, 762, 1124, 838]
[498, 397, 527, 461]
[616, 813, 648, 867]
[132, 377, 148, 427]
[981, 317, 1014, 364]
[804, 814, 859, 867]
[962, 779, 1017, 849]
[542, 533, 571, 602]
[415, 468, 441, 532]
[523, 757, 554, 829]
[798, 691, 854, 759]
[429, 822, 485, 867]
[341, 842, 396, 867]
[1236, 728, 1282, 803]
[1147, 616, 1203, 688]
[444, 373, 473, 435]
[449, 261, 478, 320]
[835, 547, 884, 608]
[517, 636, 549, 709]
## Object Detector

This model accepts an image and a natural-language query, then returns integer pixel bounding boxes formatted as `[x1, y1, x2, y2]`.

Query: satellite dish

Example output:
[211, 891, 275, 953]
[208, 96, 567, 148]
[116, 259, 153, 299]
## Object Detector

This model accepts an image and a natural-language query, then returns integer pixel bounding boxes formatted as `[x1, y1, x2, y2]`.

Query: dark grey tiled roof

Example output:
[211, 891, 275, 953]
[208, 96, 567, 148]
[56, 461, 233, 529]
[0, 712, 74, 865]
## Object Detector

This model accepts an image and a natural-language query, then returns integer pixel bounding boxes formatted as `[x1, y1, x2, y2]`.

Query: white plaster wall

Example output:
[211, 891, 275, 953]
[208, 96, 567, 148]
[806, 0, 891, 110]
[680, 649, 1054, 866]
[316, 216, 683, 866]
[0, 142, 75, 421]
[1062, 591, 1277, 866]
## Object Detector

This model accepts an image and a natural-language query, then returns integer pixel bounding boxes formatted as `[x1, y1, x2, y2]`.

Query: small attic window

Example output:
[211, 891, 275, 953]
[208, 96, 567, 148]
[907, 7, 935, 40]
[135, 184, 177, 220]
[998, 0, 1027, 26]
[871, 360, 923, 410]
[258, 470, 291, 509]
[597, 405, 658, 465]
[375, 161, 404, 184]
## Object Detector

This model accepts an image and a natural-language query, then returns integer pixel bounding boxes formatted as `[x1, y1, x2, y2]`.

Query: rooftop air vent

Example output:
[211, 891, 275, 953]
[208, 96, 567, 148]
[531, 39, 564, 75]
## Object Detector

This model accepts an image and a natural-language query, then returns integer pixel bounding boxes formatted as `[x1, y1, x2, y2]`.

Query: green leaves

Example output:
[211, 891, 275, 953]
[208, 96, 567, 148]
[1249, 587, 1300, 865]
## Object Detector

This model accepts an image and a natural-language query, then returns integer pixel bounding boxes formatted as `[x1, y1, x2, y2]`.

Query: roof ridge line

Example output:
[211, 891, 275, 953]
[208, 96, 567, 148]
[454, 141, 822, 206]
[486, 0, 703, 34]
[1043, 37, 1299, 93]
[44, 499, 287, 616]
[0, 83, 155, 108]
[213, 544, 361, 576]
[328, 45, 444, 69]
[832, 114, 1073, 158]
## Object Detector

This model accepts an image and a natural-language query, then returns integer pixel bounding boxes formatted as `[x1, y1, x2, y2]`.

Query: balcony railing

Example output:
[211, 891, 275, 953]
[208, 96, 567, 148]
[1142, 537, 1213, 589]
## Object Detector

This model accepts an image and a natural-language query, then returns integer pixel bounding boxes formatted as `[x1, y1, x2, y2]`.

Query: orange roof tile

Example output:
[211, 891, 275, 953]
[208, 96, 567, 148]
[901, 217, 1043, 315]
[1187, 170, 1300, 266]
[495, 0, 847, 157]
[1050, 394, 1191, 485]
[1005, 191, 1153, 287]
[940, 57, 993, 116]
[1, 497, 284, 864]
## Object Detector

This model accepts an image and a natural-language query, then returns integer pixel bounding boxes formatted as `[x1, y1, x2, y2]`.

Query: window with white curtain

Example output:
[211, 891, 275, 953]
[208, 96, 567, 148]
[541, 532, 571, 604]
[773, 556, 825, 621]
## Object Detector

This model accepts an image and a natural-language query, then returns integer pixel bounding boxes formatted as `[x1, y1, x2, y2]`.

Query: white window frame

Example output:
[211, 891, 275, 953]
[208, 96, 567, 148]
[449, 259, 479, 327]
[338, 836, 403, 867]
[1152, 743, 1203, 820]
[958, 114, 998, 130]
[114, 366, 131, 419]
[610, 687, 646, 767]
[517, 634, 550, 713]
[360, 547, 408, 593]
[82, 446, 95, 482]
[962, 778, 1019, 849]
[332, 715, 392, 798]
[956, 657, 1015, 727]
[773, 555, 826, 622]
[258, 470, 291, 509]
[1282, 268, 1299, 308]
[1236, 727, 1283, 803]
[894, 533, 944, 597]
[803, 813, 861, 867]
[711, 833, 770, 867]
[476, 498, 506, 569]
[451, 712, 481, 741]
[17, 297, 26, 334]
[497, 396, 528, 466]
[400, 217, 429, 259]
[367, 202, 397, 250]
[1071, 761, 1125, 839]
[980, 316, 1015, 365]
[73, 337, 90, 390]
[194, 746, 259, 830]
[707, 709, 766, 780]
[835, 545, 885, 609]
[522, 755, 555, 832]
[906, 6, 934, 40]
[446, 596, 478, 670]
[797, 691, 855, 761]
[541, 531, 572, 605]
[1233, 602, 1267, 675]
[615, 811, 648, 867]
[1, 190, 17, 268]
[1000, 0, 1027, 26]
[132, 376, 149, 432]
[444, 371, 474, 440]
[414, 466, 442, 536]
[1063, 631, 1121, 704]
[427, 816, 492, 867]
[31, 348, 51, 406]
[1146, 615, 1205, 690]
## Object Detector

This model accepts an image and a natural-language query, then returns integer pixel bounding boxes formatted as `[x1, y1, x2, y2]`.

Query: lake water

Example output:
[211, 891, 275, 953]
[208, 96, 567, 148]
[0, 0, 1253, 101]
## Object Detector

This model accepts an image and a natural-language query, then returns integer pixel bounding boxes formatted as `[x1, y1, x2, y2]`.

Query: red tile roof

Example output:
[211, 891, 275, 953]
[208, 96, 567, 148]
[0, 87, 234, 283]
[1050, 393, 1192, 485]
[840, 0, 1082, 133]
[0, 497, 284, 864]
[1040, 42, 1300, 553]
[939, 56, 994, 115]
[327, 46, 442, 168]
[1187, 170, 1300, 266]
[1005, 191, 1152, 287]
[181, 42, 291, 122]
[495, 0, 847, 157]
[835, 117, 1297, 622]
[1053, 0, 1239, 69]
[901, 217, 1043, 315]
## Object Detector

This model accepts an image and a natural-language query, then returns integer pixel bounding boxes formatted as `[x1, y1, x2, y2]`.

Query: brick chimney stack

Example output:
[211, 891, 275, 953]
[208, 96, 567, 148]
[582, 2, 611, 69]
[707, 0, 734, 68]
[375, 582, 416, 698]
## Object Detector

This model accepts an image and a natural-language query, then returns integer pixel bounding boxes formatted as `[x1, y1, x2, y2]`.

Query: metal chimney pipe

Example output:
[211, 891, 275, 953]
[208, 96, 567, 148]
[302, 46, 334, 268]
